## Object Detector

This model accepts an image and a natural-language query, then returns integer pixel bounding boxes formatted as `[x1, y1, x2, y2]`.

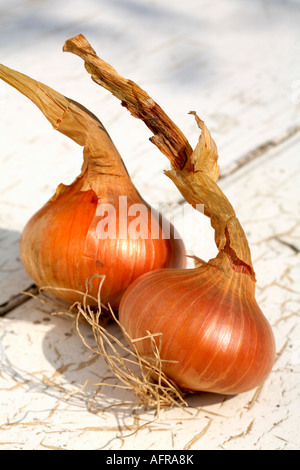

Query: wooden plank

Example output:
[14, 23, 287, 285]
[0, 0, 299, 450]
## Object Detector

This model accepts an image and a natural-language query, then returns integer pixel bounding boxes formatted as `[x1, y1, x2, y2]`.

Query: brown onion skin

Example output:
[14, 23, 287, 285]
[20, 173, 186, 310]
[118, 261, 276, 395]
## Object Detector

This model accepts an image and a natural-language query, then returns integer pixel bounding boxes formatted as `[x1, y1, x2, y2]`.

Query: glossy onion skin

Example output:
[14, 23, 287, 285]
[119, 265, 276, 395]
[20, 175, 186, 310]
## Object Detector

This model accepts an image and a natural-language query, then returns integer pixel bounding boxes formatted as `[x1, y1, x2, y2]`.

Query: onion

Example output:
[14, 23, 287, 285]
[65, 35, 276, 395]
[119, 258, 275, 395]
[0, 64, 186, 309]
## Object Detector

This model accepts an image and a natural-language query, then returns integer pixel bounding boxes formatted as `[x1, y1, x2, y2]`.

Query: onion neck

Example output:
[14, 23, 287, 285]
[79, 146, 137, 197]
[0, 63, 135, 197]
[207, 252, 256, 299]
[165, 166, 256, 284]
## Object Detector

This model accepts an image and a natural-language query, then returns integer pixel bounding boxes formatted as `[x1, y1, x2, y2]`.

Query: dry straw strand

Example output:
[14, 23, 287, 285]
[73, 280, 188, 412]
[25, 275, 188, 413]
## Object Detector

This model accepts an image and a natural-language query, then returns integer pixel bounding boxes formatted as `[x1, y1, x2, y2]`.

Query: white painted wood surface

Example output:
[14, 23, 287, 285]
[0, 0, 299, 450]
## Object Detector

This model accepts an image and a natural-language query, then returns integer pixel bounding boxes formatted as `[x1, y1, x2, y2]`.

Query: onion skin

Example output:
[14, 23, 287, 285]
[20, 172, 185, 310]
[119, 257, 276, 395]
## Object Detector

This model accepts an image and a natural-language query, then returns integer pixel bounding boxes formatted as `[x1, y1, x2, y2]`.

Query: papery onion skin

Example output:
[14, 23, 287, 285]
[119, 258, 276, 395]
[20, 172, 185, 310]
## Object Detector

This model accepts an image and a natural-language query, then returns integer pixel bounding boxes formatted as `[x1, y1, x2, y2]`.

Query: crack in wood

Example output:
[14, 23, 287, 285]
[0, 284, 38, 316]
[273, 238, 300, 254]
[219, 123, 300, 179]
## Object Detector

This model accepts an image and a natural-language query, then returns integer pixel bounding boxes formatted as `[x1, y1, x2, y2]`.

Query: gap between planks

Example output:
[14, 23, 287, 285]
[0, 284, 39, 316]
